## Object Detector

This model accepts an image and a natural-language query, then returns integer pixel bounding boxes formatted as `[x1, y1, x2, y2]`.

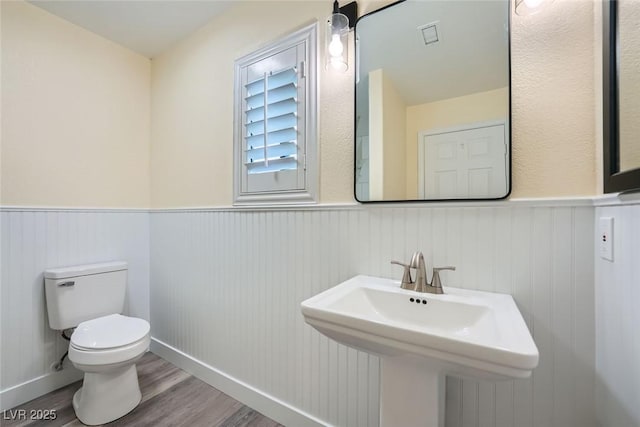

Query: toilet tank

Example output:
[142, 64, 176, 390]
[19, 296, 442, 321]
[44, 261, 128, 330]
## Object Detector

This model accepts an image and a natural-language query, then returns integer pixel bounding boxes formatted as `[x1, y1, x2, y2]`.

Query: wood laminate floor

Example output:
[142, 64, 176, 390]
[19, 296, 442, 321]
[2, 353, 284, 427]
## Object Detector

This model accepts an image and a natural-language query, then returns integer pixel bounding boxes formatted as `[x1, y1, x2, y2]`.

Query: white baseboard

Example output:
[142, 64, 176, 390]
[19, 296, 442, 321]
[150, 337, 328, 427]
[0, 367, 82, 411]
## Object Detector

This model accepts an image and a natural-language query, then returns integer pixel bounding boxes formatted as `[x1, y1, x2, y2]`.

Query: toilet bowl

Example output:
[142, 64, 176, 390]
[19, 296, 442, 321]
[69, 314, 150, 425]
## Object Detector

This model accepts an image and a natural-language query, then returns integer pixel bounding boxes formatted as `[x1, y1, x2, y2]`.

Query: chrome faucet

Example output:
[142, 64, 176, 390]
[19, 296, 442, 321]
[391, 251, 456, 294]
[411, 251, 429, 292]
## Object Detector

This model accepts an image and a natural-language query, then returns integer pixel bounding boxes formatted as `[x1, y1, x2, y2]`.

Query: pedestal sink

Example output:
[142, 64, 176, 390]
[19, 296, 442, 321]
[300, 275, 539, 427]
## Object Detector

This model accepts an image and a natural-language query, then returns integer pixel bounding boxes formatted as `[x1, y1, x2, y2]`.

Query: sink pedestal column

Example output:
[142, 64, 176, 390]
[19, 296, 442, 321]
[380, 356, 445, 427]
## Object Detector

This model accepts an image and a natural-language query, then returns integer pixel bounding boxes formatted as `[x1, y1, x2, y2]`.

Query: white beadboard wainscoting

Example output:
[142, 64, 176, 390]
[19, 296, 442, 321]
[0, 208, 149, 410]
[594, 199, 640, 427]
[150, 201, 597, 427]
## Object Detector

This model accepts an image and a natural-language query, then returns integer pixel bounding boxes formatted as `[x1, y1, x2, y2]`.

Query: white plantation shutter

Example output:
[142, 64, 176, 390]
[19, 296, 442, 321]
[242, 49, 303, 192]
[234, 24, 317, 204]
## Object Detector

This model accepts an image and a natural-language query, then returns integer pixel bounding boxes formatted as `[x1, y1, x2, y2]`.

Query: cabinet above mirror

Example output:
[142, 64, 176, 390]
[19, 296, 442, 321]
[355, 0, 511, 202]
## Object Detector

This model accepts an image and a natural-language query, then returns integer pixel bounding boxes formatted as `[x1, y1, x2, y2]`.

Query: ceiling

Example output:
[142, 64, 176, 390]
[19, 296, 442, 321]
[357, 0, 509, 107]
[29, 0, 234, 58]
[28, 0, 508, 101]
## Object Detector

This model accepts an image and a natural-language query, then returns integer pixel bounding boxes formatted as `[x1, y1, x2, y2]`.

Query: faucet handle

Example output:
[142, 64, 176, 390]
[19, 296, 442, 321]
[391, 260, 410, 267]
[431, 266, 456, 291]
[409, 251, 423, 268]
[391, 260, 414, 290]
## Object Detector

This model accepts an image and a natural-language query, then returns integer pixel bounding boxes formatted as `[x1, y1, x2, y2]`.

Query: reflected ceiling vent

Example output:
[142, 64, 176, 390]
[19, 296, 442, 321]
[418, 21, 440, 46]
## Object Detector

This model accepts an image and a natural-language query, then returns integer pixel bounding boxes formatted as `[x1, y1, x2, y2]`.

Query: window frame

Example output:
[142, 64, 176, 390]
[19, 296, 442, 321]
[233, 22, 318, 206]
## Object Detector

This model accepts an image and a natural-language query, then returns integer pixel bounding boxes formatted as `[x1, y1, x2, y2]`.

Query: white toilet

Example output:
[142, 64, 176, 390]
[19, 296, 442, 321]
[44, 261, 150, 425]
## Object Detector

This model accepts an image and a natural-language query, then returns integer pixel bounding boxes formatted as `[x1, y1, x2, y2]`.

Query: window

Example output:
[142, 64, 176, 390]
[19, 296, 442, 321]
[233, 23, 318, 205]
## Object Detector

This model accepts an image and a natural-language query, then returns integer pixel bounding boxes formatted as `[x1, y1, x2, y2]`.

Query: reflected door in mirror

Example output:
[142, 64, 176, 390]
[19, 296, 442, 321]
[419, 122, 507, 199]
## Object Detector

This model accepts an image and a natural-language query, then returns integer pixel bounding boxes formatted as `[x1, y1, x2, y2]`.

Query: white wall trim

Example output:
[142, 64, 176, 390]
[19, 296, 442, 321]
[1, 197, 598, 214]
[150, 338, 327, 427]
[151, 203, 360, 212]
[0, 206, 149, 213]
[4, 195, 633, 213]
[0, 368, 83, 411]
[592, 192, 640, 206]
[150, 197, 596, 212]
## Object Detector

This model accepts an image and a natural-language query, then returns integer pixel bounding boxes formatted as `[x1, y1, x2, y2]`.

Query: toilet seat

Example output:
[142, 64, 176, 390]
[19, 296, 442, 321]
[71, 314, 150, 350]
[69, 314, 150, 367]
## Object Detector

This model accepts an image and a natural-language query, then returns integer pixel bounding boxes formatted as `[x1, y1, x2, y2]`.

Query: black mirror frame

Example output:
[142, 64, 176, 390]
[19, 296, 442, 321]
[352, 0, 512, 203]
[603, 0, 640, 193]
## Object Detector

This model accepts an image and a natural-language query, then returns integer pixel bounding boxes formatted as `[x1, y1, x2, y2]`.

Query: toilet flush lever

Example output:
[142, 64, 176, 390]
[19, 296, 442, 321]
[58, 281, 75, 287]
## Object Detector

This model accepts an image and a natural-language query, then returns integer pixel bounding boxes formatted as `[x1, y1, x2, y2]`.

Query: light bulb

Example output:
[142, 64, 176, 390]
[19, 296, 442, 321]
[328, 34, 344, 58]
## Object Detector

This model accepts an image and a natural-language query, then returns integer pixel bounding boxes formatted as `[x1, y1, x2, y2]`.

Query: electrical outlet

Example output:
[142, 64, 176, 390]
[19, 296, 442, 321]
[599, 217, 614, 261]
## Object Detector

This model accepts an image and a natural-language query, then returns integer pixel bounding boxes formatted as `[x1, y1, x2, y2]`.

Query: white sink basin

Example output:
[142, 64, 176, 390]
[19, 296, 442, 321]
[301, 275, 539, 380]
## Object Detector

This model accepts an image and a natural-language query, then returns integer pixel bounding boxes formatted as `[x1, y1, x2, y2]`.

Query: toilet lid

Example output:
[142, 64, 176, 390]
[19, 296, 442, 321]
[71, 314, 150, 350]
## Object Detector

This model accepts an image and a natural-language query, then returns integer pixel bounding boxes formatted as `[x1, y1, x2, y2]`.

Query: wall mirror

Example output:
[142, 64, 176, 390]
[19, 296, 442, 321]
[603, 0, 640, 193]
[354, 0, 511, 202]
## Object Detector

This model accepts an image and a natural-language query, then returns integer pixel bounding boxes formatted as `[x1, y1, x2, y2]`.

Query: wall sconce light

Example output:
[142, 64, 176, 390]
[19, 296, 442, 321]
[326, 0, 357, 72]
[515, 0, 554, 16]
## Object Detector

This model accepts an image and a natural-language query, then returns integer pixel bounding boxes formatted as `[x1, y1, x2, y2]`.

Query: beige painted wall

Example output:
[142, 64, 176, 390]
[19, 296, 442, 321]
[381, 70, 407, 199]
[151, 0, 598, 207]
[369, 69, 384, 200]
[405, 87, 509, 199]
[1, 1, 151, 207]
[594, 0, 603, 195]
[151, 1, 356, 207]
[511, 0, 596, 197]
[368, 69, 407, 200]
[1, 0, 600, 208]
